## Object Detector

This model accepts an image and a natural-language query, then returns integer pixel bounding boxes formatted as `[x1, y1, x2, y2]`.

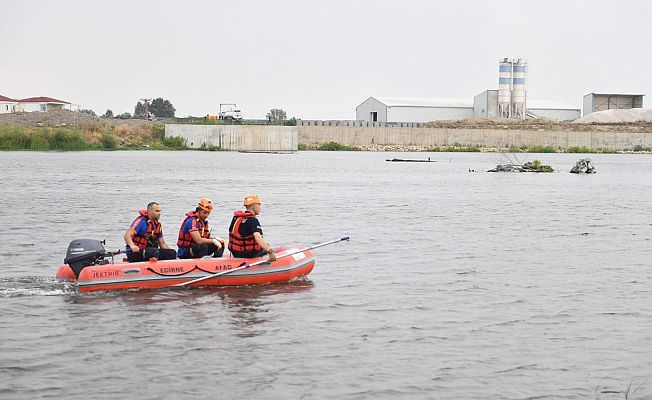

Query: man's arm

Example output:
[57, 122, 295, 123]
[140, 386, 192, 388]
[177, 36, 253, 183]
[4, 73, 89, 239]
[124, 228, 139, 253]
[190, 230, 222, 249]
[253, 232, 276, 262]
[158, 236, 170, 249]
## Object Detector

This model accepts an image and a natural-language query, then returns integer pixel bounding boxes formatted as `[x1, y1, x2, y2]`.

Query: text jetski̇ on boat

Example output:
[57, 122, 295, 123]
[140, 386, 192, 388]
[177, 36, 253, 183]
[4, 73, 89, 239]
[56, 237, 349, 293]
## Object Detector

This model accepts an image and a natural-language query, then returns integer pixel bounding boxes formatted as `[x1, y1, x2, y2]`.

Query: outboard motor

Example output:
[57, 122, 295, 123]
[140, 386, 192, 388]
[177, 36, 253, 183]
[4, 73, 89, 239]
[64, 239, 108, 278]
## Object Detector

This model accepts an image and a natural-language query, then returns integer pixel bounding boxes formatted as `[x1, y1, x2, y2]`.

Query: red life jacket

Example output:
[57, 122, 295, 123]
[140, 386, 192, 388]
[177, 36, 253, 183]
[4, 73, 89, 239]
[130, 210, 162, 250]
[228, 210, 261, 254]
[177, 211, 210, 248]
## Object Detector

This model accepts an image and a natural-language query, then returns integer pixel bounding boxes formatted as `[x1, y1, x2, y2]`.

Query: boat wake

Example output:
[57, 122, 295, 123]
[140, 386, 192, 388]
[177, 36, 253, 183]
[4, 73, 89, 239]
[0, 276, 75, 298]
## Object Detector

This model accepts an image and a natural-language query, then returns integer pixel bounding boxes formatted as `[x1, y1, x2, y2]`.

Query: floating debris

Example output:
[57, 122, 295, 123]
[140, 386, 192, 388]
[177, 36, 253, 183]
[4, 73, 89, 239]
[385, 157, 434, 162]
[488, 160, 554, 173]
[570, 158, 596, 174]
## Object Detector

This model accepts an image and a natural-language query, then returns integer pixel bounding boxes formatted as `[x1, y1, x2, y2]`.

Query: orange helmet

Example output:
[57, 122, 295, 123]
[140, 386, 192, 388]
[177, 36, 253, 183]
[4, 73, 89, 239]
[198, 198, 214, 212]
[243, 194, 261, 206]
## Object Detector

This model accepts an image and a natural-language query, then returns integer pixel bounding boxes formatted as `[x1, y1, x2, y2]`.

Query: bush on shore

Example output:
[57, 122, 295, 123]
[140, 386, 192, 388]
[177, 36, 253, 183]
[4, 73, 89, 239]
[100, 132, 118, 149]
[427, 144, 481, 152]
[509, 144, 557, 153]
[317, 141, 361, 151]
[0, 124, 189, 151]
[0, 125, 87, 150]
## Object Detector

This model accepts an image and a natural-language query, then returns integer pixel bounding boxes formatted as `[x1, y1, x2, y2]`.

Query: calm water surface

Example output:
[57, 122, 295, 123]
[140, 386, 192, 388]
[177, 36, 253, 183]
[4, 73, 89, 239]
[0, 151, 651, 399]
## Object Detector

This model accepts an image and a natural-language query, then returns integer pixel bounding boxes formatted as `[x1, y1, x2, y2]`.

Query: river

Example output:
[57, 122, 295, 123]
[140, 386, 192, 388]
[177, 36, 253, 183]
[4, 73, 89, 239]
[0, 151, 651, 399]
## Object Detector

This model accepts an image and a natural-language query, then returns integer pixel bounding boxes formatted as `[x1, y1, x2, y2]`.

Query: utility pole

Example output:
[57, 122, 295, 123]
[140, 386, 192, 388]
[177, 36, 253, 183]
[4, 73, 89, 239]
[140, 98, 151, 120]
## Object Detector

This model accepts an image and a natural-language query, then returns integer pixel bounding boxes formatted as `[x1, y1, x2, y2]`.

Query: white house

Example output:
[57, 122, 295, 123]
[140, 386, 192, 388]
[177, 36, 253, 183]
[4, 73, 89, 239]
[18, 96, 72, 112]
[0, 95, 18, 114]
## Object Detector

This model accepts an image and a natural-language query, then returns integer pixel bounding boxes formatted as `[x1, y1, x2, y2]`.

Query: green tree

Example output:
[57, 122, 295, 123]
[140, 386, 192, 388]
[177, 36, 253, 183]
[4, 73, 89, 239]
[149, 97, 176, 118]
[115, 112, 132, 119]
[102, 109, 114, 118]
[266, 108, 287, 122]
[134, 101, 145, 118]
[79, 109, 96, 116]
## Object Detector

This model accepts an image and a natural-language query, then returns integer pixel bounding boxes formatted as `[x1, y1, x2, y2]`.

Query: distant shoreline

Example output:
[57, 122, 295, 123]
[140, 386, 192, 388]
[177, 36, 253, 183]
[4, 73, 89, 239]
[2, 109, 651, 153]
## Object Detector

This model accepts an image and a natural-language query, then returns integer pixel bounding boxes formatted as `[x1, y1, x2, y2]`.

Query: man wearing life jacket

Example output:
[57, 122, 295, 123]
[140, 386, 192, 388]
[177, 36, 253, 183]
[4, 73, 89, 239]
[124, 202, 177, 262]
[228, 194, 276, 262]
[177, 198, 225, 259]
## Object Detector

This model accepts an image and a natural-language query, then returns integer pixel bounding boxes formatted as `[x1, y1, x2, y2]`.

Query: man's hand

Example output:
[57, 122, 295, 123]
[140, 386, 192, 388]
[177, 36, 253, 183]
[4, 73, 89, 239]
[130, 245, 140, 254]
[267, 250, 277, 263]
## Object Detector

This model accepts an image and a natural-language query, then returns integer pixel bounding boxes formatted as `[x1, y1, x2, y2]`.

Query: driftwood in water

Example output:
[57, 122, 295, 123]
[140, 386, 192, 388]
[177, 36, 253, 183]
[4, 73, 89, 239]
[570, 158, 596, 174]
[385, 157, 433, 162]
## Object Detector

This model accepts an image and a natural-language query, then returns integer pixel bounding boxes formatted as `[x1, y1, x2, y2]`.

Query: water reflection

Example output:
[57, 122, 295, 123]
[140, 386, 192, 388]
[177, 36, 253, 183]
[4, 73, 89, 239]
[62, 279, 314, 336]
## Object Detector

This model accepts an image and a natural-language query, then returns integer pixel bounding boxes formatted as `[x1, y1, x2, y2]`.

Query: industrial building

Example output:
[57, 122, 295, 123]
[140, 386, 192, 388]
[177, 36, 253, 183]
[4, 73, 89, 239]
[355, 96, 473, 123]
[582, 93, 644, 116]
[474, 90, 580, 121]
[357, 58, 584, 123]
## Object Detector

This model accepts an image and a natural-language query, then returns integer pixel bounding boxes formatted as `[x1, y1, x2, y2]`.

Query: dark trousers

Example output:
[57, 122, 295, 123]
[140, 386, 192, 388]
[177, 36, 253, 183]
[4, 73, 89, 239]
[230, 249, 267, 259]
[180, 243, 225, 259]
[127, 247, 177, 263]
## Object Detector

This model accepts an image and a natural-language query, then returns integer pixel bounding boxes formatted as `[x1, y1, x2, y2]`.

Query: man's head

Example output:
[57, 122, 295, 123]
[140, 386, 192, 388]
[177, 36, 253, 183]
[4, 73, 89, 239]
[196, 198, 213, 220]
[243, 194, 262, 215]
[147, 202, 161, 221]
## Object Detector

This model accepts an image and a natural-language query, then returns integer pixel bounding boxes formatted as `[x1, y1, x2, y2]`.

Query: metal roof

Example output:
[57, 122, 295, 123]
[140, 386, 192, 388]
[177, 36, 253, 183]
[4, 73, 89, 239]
[584, 92, 645, 97]
[372, 96, 473, 108]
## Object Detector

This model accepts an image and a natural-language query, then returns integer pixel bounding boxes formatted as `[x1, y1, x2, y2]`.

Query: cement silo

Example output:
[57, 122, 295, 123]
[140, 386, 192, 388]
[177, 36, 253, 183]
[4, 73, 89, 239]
[498, 58, 512, 118]
[511, 59, 527, 119]
[497, 58, 528, 120]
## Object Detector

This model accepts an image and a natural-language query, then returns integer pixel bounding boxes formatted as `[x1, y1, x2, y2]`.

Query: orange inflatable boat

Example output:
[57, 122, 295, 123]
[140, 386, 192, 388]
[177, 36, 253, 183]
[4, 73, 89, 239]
[56, 239, 316, 293]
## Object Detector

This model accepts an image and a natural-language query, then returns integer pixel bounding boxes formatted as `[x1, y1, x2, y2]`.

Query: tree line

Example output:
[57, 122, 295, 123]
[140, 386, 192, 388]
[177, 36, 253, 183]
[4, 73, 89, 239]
[85, 97, 177, 119]
[85, 99, 292, 122]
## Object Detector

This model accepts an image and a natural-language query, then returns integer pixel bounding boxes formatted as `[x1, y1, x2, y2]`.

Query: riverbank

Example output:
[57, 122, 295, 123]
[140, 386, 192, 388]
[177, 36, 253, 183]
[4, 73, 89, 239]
[3, 110, 652, 152]
[0, 109, 190, 150]
[0, 124, 189, 150]
[298, 142, 651, 153]
[298, 124, 652, 153]
[3, 125, 651, 153]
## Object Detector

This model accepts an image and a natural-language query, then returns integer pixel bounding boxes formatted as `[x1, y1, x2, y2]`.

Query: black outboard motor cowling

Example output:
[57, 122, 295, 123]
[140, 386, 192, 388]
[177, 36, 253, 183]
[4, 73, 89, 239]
[64, 239, 107, 278]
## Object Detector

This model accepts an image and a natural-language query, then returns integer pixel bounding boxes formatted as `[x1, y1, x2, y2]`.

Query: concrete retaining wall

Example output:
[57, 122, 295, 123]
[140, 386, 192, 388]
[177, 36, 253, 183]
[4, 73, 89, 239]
[298, 126, 652, 150]
[165, 124, 298, 151]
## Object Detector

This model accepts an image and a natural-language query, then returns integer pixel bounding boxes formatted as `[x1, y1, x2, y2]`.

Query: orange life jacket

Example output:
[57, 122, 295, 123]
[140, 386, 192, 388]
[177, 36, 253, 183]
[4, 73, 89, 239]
[228, 210, 261, 254]
[130, 210, 162, 250]
[177, 211, 210, 248]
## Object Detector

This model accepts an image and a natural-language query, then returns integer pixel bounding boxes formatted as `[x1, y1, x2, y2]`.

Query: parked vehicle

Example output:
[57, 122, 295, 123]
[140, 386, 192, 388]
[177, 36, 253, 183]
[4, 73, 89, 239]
[219, 103, 242, 120]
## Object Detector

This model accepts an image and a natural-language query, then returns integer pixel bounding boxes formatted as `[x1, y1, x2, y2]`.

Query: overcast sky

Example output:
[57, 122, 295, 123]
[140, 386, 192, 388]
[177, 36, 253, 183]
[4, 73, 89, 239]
[2, 0, 651, 119]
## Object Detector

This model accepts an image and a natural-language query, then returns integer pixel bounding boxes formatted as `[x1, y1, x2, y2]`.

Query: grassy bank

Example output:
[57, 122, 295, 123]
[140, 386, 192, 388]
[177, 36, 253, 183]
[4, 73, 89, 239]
[0, 124, 188, 151]
[298, 142, 361, 151]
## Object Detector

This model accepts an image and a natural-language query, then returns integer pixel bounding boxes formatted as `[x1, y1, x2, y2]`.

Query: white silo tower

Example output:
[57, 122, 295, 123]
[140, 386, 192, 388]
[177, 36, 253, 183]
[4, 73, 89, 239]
[497, 58, 528, 119]
[511, 58, 527, 120]
[498, 58, 512, 118]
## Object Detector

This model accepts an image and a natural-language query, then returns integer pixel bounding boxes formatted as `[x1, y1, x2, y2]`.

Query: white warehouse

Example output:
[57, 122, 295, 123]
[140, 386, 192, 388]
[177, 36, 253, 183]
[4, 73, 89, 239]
[355, 96, 474, 123]
[358, 94, 580, 122]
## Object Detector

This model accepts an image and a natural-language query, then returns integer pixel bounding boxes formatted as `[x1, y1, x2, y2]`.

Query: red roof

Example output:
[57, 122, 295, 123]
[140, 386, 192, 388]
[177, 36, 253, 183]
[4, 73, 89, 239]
[0, 95, 18, 102]
[19, 96, 70, 104]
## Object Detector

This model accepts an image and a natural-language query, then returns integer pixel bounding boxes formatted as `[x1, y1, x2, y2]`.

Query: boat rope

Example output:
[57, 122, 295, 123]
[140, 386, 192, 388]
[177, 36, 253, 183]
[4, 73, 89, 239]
[146, 264, 215, 277]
